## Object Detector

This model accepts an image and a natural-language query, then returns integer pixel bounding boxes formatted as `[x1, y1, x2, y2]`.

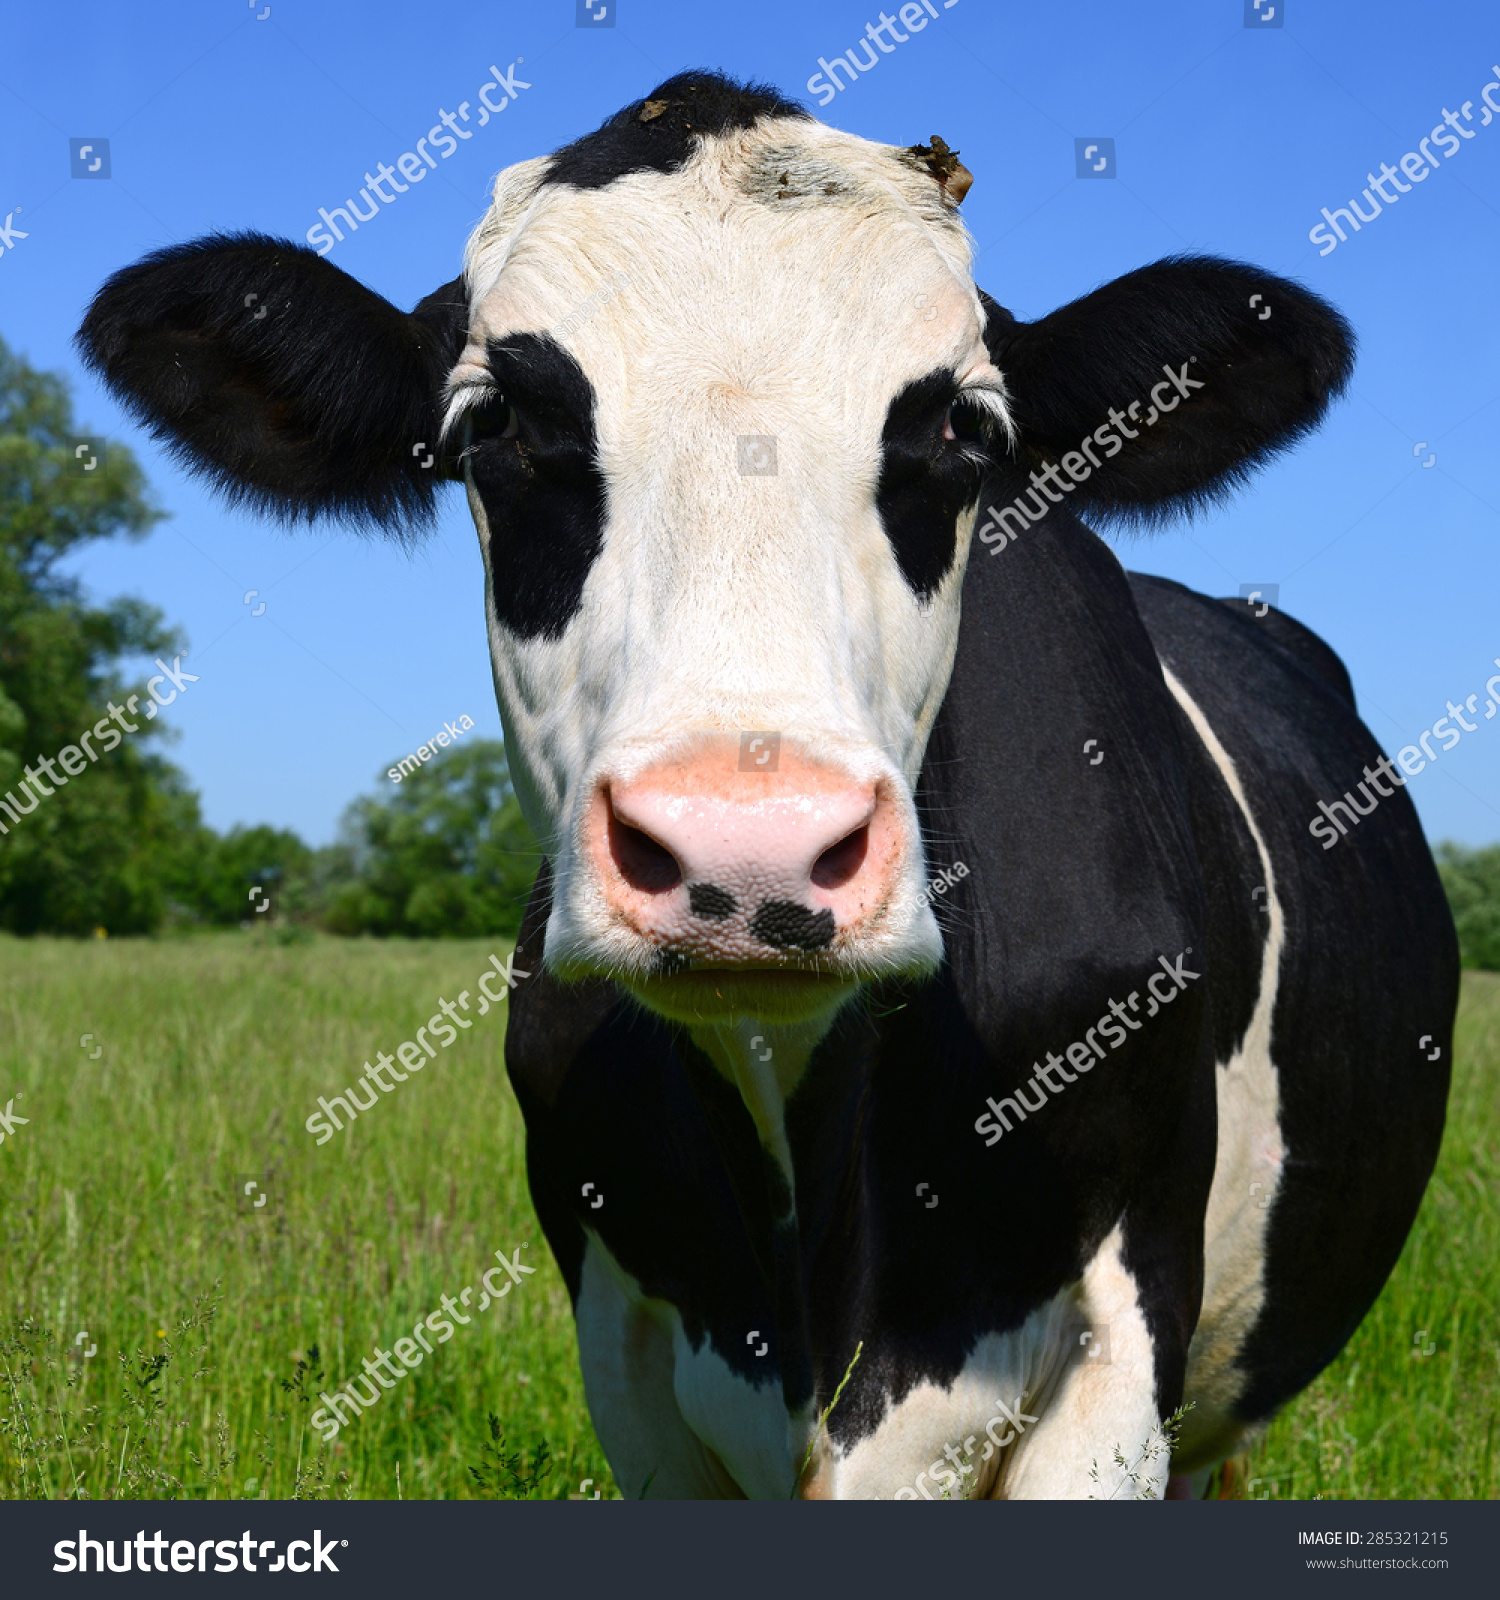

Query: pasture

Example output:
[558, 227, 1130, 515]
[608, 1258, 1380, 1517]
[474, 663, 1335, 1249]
[0, 931, 1494, 1500]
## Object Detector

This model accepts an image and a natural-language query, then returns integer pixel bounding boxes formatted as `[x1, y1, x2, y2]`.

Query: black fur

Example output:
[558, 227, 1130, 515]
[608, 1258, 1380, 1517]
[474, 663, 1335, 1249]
[462, 334, 607, 643]
[982, 257, 1355, 526]
[876, 371, 986, 600]
[542, 70, 808, 192]
[76, 233, 468, 533]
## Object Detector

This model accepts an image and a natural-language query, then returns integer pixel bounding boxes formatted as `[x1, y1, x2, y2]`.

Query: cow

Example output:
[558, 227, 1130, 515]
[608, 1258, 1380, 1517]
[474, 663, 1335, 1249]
[78, 71, 1458, 1500]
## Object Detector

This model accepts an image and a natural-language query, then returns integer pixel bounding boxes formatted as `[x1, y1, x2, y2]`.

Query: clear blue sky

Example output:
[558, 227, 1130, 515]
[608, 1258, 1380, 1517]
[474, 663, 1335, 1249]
[2, 0, 1496, 846]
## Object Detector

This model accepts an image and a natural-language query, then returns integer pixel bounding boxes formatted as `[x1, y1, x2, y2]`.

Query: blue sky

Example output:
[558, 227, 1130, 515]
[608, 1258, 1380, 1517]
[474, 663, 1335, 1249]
[2, 0, 1496, 846]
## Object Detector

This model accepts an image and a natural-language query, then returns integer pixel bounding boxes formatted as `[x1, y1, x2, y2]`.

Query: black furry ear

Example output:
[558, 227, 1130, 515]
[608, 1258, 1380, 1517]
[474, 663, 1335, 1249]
[981, 256, 1355, 524]
[76, 233, 470, 532]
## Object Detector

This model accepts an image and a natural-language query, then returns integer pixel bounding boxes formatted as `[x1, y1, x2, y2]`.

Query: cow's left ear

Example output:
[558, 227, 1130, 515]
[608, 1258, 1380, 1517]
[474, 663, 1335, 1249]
[981, 255, 1355, 522]
[77, 232, 469, 532]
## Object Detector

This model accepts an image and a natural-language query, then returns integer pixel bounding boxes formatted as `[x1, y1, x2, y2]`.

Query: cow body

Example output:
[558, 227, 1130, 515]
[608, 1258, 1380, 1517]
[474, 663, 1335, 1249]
[77, 71, 1457, 1499]
[507, 505, 1456, 1498]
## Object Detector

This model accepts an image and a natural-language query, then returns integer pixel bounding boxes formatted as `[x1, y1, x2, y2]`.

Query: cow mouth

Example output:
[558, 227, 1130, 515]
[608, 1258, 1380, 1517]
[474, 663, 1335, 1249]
[628, 963, 860, 1025]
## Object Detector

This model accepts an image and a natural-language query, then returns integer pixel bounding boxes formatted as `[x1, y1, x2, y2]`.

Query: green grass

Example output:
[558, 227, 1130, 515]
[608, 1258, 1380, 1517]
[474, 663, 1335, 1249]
[0, 929, 609, 1500]
[0, 933, 1494, 1500]
[1244, 969, 1500, 1499]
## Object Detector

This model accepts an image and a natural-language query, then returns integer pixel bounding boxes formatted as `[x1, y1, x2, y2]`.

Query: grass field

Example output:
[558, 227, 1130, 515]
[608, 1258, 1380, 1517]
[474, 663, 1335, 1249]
[0, 932, 1494, 1500]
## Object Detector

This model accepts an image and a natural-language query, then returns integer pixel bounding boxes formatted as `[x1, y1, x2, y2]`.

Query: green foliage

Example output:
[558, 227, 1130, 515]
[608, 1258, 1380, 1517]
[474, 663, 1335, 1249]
[323, 741, 540, 938]
[0, 333, 201, 936]
[1437, 842, 1500, 971]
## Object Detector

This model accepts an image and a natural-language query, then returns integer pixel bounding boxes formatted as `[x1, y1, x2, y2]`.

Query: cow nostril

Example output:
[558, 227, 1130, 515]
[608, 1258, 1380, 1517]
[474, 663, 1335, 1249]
[811, 824, 869, 890]
[608, 810, 683, 893]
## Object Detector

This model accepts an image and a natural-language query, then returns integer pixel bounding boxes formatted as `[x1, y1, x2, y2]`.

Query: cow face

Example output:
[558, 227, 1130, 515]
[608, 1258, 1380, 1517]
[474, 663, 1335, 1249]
[77, 74, 1352, 1030]
[445, 112, 1006, 1025]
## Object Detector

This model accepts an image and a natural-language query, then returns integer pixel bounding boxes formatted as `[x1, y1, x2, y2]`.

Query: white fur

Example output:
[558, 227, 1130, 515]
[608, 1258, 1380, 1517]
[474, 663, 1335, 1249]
[1159, 666, 1287, 1469]
[453, 118, 1004, 991]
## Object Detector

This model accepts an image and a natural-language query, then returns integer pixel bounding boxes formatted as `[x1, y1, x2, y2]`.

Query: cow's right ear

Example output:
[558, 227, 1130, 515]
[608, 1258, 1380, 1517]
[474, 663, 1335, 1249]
[77, 232, 469, 532]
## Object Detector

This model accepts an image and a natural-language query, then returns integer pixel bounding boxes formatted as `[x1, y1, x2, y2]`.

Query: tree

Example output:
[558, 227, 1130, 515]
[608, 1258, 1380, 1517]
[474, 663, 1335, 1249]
[323, 740, 539, 938]
[1435, 842, 1500, 971]
[0, 334, 203, 934]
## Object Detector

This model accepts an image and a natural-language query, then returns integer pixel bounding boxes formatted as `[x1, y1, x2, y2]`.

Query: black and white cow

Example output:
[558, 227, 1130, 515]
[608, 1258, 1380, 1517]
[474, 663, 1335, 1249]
[79, 73, 1457, 1499]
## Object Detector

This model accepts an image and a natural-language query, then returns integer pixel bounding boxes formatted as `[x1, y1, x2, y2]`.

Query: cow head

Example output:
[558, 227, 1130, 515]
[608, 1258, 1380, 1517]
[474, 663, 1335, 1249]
[78, 73, 1352, 1033]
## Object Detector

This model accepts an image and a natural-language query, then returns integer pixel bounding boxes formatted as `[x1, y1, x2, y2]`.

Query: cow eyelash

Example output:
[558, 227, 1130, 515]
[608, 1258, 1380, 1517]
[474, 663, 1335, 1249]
[444, 385, 520, 455]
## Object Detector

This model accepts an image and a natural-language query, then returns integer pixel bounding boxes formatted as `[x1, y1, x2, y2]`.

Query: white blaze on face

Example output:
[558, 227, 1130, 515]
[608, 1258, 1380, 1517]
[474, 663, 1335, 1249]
[452, 118, 1007, 993]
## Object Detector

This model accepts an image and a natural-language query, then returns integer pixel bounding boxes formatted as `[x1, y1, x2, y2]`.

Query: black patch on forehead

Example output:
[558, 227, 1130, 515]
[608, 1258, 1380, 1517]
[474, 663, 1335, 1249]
[877, 369, 988, 601]
[750, 901, 835, 952]
[542, 70, 809, 192]
[464, 333, 605, 641]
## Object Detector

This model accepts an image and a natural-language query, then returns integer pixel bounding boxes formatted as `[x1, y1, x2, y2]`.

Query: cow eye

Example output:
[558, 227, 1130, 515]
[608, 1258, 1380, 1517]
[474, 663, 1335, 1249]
[943, 399, 987, 444]
[465, 395, 520, 444]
